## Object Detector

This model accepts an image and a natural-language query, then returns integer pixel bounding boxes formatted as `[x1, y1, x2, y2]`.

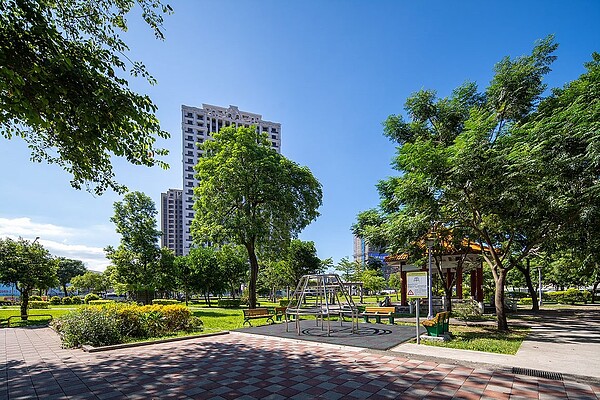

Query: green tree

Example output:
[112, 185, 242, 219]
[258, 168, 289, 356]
[388, 272, 403, 301]
[105, 191, 162, 304]
[335, 257, 359, 281]
[188, 246, 224, 307]
[283, 240, 324, 289]
[0, 237, 57, 318]
[155, 247, 177, 298]
[191, 126, 322, 308]
[56, 257, 86, 297]
[259, 260, 288, 301]
[0, 0, 172, 194]
[360, 269, 386, 298]
[216, 244, 247, 299]
[363, 36, 600, 330]
[173, 255, 193, 305]
[70, 270, 109, 294]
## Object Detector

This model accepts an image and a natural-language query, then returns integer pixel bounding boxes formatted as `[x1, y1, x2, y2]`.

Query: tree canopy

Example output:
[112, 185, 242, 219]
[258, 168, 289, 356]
[356, 36, 600, 330]
[0, 237, 57, 317]
[191, 126, 322, 308]
[56, 257, 86, 296]
[105, 191, 163, 303]
[0, 0, 172, 194]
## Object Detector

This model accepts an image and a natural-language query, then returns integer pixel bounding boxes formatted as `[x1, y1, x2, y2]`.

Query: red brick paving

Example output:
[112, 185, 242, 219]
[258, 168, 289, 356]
[1, 328, 599, 399]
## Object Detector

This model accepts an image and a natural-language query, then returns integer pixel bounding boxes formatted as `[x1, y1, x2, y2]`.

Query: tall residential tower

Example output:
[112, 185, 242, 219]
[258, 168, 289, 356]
[181, 104, 281, 254]
[160, 189, 184, 255]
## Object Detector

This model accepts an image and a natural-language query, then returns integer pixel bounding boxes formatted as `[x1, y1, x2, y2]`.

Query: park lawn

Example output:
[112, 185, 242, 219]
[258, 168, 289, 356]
[189, 306, 283, 333]
[0, 307, 74, 327]
[421, 325, 530, 354]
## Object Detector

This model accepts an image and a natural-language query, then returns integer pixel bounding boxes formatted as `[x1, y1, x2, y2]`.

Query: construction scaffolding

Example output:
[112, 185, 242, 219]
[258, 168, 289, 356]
[285, 274, 359, 336]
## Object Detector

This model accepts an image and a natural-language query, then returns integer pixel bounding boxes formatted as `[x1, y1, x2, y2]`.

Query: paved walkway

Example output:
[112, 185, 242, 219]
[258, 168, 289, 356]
[2, 325, 600, 399]
[392, 306, 600, 381]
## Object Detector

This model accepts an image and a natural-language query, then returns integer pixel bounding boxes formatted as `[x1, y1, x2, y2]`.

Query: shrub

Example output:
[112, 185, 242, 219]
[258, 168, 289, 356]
[61, 296, 73, 305]
[84, 293, 100, 304]
[53, 303, 203, 348]
[89, 300, 114, 305]
[53, 307, 122, 348]
[28, 301, 49, 309]
[152, 299, 181, 305]
[545, 291, 564, 303]
[452, 300, 481, 321]
[519, 298, 533, 305]
[279, 299, 290, 307]
[30, 295, 42, 301]
[71, 296, 82, 305]
[217, 299, 241, 308]
[562, 288, 580, 305]
[49, 296, 62, 305]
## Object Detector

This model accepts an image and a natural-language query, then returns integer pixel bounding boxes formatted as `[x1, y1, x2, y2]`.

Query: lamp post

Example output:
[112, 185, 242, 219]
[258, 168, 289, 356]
[538, 266, 543, 308]
[33, 236, 40, 244]
[426, 237, 435, 318]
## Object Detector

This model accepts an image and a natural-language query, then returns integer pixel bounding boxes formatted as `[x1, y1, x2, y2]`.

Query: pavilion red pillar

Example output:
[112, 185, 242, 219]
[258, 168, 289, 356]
[401, 270, 408, 306]
[470, 270, 477, 297]
[446, 269, 453, 296]
[456, 266, 463, 299]
[476, 265, 484, 303]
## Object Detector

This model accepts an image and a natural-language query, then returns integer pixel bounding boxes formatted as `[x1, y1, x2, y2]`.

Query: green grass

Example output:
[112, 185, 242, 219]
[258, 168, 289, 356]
[421, 325, 530, 354]
[0, 307, 74, 327]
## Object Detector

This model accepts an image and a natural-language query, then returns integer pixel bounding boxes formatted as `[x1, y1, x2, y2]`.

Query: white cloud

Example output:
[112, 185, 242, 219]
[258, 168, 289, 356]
[0, 217, 114, 272]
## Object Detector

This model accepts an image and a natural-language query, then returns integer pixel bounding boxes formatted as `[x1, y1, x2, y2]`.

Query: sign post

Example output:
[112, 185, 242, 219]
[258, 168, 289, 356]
[407, 271, 428, 344]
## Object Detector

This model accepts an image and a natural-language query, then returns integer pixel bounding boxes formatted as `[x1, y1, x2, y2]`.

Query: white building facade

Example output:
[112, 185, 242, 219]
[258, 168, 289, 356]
[160, 189, 184, 255]
[181, 104, 281, 254]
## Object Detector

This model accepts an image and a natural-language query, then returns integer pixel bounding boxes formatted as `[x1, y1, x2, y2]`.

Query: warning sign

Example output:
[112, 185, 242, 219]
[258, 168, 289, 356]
[406, 272, 428, 298]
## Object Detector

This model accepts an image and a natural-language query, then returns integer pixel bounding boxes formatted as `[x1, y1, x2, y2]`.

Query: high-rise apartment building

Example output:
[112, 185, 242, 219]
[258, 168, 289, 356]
[181, 104, 282, 254]
[161, 189, 184, 255]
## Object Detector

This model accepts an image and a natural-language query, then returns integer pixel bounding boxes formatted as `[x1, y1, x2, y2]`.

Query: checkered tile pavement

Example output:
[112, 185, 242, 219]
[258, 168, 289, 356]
[2, 328, 599, 399]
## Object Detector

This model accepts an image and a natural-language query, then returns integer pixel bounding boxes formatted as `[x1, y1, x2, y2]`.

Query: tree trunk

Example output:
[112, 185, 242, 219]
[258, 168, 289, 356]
[517, 260, 539, 312]
[592, 281, 599, 304]
[245, 241, 259, 309]
[20, 289, 29, 320]
[495, 268, 509, 331]
[443, 286, 453, 312]
[62, 284, 68, 298]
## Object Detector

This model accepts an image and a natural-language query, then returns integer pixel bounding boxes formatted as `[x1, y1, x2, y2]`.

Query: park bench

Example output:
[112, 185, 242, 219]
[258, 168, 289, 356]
[422, 311, 450, 337]
[6, 314, 53, 328]
[361, 307, 396, 324]
[242, 308, 274, 326]
[274, 306, 287, 321]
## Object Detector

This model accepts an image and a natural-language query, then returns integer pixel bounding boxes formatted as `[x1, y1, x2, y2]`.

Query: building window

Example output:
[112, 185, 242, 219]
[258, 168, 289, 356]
[271, 135, 277, 139]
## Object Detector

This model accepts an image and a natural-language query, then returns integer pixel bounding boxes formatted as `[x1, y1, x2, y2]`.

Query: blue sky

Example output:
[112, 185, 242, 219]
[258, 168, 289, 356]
[1, 1, 599, 271]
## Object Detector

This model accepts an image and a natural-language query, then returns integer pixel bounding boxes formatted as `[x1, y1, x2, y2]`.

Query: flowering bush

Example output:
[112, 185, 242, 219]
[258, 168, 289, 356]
[52, 303, 202, 348]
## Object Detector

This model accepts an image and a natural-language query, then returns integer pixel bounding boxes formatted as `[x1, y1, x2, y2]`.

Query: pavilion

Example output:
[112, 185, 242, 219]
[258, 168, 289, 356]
[384, 239, 485, 307]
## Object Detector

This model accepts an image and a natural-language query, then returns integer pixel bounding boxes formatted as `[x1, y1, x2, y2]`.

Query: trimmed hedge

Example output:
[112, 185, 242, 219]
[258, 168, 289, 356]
[152, 299, 181, 305]
[217, 299, 241, 308]
[88, 300, 114, 305]
[50, 296, 62, 305]
[53, 303, 203, 348]
[71, 296, 83, 305]
[279, 299, 291, 307]
[519, 298, 533, 305]
[84, 293, 100, 304]
[28, 301, 49, 309]
[543, 290, 592, 304]
[61, 297, 73, 305]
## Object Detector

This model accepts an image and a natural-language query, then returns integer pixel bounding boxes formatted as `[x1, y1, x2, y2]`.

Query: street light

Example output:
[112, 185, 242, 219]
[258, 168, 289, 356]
[426, 236, 435, 319]
[33, 236, 40, 244]
[538, 266, 543, 308]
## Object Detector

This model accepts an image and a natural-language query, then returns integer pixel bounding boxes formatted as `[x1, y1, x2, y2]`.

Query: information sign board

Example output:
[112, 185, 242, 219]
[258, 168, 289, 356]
[406, 272, 428, 298]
